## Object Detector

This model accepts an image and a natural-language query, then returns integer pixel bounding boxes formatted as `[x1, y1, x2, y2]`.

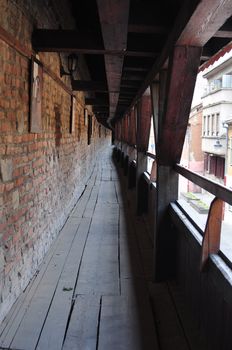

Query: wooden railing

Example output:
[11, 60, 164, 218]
[145, 151, 156, 160]
[175, 164, 232, 206]
[114, 145, 232, 269]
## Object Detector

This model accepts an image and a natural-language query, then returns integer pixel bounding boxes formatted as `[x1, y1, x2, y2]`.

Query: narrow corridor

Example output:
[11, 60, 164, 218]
[0, 149, 203, 350]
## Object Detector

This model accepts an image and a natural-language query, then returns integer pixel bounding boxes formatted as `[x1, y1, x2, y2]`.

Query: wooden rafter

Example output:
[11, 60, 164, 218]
[85, 98, 108, 106]
[72, 81, 107, 92]
[97, 0, 130, 123]
[32, 29, 155, 57]
[177, 0, 232, 45]
[128, 24, 169, 34]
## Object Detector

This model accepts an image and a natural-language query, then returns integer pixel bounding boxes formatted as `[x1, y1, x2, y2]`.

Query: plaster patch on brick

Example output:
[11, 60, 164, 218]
[12, 190, 20, 210]
[0, 159, 13, 182]
[16, 112, 25, 134]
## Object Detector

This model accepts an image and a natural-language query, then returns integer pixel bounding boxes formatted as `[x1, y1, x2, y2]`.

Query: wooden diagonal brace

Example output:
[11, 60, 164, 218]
[200, 197, 223, 270]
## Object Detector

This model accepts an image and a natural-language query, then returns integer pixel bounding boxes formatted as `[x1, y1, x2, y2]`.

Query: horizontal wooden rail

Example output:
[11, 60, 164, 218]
[146, 151, 156, 160]
[175, 164, 232, 206]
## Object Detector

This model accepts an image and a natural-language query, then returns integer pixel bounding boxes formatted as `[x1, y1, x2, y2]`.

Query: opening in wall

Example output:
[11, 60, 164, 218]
[87, 115, 92, 145]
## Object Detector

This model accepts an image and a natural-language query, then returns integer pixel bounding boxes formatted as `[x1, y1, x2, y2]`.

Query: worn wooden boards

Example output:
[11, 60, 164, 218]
[0, 150, 203, 350]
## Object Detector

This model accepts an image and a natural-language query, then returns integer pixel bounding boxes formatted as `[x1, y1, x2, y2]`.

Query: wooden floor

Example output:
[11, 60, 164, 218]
[0, 149, 205, 350]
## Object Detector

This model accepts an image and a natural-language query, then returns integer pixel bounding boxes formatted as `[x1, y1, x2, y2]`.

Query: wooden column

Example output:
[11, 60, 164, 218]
[154, 45, 202, 281]
[131, 108, 136, 147]
[136, 94, 151, 214]
[150, 81, 159, 148]
[128, 111, 132, 146]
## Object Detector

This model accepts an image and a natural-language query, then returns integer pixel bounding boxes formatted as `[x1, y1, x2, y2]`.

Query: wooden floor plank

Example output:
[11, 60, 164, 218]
[36, 218, 91, 350]
[0, 220, 81, 349]
[10, 221, 80, 350]
[98, 295, 159, 350]
[75, 202, 120, 296]
[62, 295, 101, 350]
[149, 283, 190, 350]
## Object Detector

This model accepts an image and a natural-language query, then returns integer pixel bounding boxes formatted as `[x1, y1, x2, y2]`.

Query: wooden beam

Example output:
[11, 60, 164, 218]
[201, 198, 223, 269]
[131, 108, 136, 146]
[175, 164, 232, 206]
[85, 98, 108, 106]
[93, 107, 109, 112]
[158, 46, 202, 165]
[128, 24, 169, 34]
[150, 82, 159, 148]
[213, 30, 232, 38]
[121, 80, 141, 88]
[124, 66, 148, 72]
[32, 29, 156, 57]
[177, 0, 232, 46]
[72, 81, 108, 92]
[124, 0, 232, 120]
[97, 0, 130, 122]
[120, 87, 137, 94]
[137, 95, 152, 152]
[122, 72, 146, 80]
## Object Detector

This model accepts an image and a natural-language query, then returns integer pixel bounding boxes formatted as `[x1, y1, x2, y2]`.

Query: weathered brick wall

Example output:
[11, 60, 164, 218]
[0, 0, 111, 322]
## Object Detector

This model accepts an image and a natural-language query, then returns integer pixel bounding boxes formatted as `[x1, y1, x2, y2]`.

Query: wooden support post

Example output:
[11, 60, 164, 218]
[136, 95, 151, 215]
[128, 111, 133, 146]
[154, 166, 178, 280]
[154, 46, 202, 281]
[131, 108, 136, 147]
[159, 46, 202, 164]
[150, 81, 159, 148]
[201, 197, 223, 270]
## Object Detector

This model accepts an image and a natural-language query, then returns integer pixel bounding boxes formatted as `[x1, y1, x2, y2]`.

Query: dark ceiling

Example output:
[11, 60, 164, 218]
[33, 0, 232, 127]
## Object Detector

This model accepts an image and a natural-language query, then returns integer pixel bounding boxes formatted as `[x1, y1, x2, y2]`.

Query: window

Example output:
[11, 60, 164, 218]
[211, 114, 215, 136]
[228, 137, 232, 165]
[203, 116, 206, 135]
[207, 115, 210, 135]
[216, 113, 220, 136]
[204, 153, 210, 172]
[210, 78, 222, 92]
[222, 74, 232, 88]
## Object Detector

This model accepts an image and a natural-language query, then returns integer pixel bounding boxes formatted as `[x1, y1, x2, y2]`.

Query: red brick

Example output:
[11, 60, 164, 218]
[14, 176, 24, 187]
[4, 182, 14, 192]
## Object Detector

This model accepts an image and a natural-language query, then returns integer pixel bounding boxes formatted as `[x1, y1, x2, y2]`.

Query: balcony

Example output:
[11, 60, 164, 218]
[202, 136, 226, 155]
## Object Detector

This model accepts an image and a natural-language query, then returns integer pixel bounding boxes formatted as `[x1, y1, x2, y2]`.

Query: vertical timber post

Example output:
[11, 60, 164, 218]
[136, 93, 151, 215]
[154, 46, 202, 281]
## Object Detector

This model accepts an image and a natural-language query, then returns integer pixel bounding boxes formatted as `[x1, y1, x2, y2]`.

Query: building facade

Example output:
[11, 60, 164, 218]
[201, 56, 232, 184]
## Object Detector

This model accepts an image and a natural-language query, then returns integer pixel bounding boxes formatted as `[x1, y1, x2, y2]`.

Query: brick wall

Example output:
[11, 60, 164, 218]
[0, 0, 111, 322]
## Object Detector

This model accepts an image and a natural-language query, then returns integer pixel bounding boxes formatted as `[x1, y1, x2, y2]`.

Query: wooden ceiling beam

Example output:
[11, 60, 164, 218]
[177, 0, 232, 46]
[120, 80, 141, 88]
[123, 0, 232, 121]
[97, 0, 130, 122]
[123, 66, 148, 72]
[122, 72, 145, 80]
[213, 30, 232, 38]
[32, 29, 156, 57]
[72, 80, 108, 92]
[128, 24, 169, 34]
[85, 98, 108, 106]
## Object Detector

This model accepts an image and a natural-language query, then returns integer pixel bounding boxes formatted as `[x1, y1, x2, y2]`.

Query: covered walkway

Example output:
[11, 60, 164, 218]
[0, 149, 203, 350]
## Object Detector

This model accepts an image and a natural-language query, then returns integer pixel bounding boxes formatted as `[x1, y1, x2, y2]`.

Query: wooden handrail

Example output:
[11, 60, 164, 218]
[146, 151, 156, 160]
[175, 164, 232, 206]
